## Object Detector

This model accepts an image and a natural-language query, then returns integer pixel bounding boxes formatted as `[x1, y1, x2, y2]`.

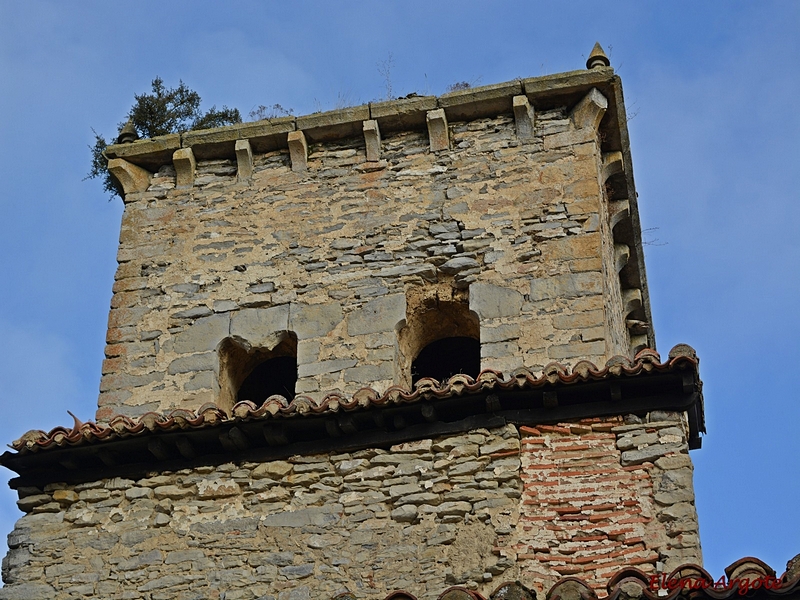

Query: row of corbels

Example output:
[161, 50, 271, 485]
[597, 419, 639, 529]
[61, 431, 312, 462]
[600, 134, 647, 352]
[107, 87, 611, 195]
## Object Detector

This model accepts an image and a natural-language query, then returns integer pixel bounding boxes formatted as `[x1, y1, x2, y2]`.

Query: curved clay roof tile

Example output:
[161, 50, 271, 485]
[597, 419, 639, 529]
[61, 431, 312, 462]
[8, 347, 702, 454]
[668, 343, 697, 361]
[490, 581, 536, 600]
[542, 361, 569, 384]
[547, 577, 597, 600]
[725, 557, 775, 582]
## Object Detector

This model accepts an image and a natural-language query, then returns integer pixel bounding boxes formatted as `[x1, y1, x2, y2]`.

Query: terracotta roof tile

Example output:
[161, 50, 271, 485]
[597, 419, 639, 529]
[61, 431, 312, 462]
[9, 346, 699, 454]
[336, 557, 800, 600]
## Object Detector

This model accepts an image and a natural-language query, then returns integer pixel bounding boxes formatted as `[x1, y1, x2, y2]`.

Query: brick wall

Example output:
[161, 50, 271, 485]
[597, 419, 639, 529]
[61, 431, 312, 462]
[511, 411, 701, 592]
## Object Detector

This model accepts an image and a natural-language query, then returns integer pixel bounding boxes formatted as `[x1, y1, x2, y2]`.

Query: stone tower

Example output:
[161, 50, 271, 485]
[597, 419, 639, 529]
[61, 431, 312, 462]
[1, 47, 713, 600]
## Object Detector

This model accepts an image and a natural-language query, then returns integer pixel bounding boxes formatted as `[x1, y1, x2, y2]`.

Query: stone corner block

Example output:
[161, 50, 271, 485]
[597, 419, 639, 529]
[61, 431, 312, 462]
[230, 305, 291, 349]
[173, 313, 231, 354]
[104, 133, 181, 160]
[287, 130, 308, 172]
[107, 158, 152, 198]
[426, 108, 449, 152]
[173, 147, 196, 188]
[347, 294, 406, 336]
[235, 139, 254, 180]
[469, 283, 524, 320]
[529, 272, 603, 302]
[289, 302, 343, 340]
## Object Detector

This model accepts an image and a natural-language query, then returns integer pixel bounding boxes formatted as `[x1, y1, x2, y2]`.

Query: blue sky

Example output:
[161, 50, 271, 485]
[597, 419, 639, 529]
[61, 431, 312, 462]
[0, 0, 797, 581]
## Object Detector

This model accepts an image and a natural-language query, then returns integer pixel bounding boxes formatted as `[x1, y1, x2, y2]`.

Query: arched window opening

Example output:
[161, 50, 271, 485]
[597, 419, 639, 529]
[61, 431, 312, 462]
[396, 287, 480, 388]
[218, 333, 297, 411]
[411, 336, 480, 385]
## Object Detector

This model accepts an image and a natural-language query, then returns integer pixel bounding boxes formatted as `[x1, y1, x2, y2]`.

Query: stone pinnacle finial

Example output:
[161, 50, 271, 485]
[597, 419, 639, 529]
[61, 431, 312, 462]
[116, 119, 139, 144]
[586, 42, 611, 69]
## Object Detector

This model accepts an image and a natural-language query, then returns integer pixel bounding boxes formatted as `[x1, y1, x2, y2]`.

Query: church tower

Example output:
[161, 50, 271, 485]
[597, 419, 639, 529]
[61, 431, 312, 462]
[1, 46, 719, 600]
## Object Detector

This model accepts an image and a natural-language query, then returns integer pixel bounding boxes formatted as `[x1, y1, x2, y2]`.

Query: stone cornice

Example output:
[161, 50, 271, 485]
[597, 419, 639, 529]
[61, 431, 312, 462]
[104, 68, 620, 167]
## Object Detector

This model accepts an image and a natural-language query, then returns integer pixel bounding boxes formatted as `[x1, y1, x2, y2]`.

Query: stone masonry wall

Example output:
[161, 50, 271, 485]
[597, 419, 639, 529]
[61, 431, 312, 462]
[2, 414, 700, 600]
[100, 107, 633, 420]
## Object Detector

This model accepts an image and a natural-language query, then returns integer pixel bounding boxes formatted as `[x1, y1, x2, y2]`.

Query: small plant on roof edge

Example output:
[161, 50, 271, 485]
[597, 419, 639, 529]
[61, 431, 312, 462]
[445, 81, 472, 92]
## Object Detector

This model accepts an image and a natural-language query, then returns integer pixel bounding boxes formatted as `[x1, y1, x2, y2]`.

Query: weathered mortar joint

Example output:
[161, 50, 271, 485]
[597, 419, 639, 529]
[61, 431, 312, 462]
[288, 130, 308, 172]
[512, 95, 535, 141]
[426, 109, 449, 152]
[107, 158, 152, 197]
[235, 139, 253, 180]
[570, 88, 608, 131]
[363, 119, 381, 162]
[172, 148, 196, 188]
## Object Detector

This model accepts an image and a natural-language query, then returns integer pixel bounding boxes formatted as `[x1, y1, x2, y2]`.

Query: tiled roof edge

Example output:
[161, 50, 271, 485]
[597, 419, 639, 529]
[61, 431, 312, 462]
[9, 345, 699, 454]
[329, 557, 800, 600]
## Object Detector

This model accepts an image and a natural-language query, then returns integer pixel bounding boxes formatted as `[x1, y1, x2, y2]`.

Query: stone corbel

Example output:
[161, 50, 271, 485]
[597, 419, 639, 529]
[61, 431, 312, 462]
[622, 288, 642, 318]
[107, 158, 152, 198]
[235, 139, 253, 180]
[288, 131, 308, 172]
[614, 244, 630, 272]
[622, 287, 647, 353]
[626, 319, 649, 335]
[363, 120, 381, 162]
[602, 151, 624, 183]
[609, 199, 630, 230]
[512, 95, 535, 141]
[173, 148, 196, 189]
[570, 88, 608, 131]
[426, 109, 449, 152]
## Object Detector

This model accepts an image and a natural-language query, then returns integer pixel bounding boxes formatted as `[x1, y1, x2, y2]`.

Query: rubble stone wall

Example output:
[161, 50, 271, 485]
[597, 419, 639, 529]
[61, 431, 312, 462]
[2, 414, 700, 600]
[100, 108, 633, 420]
